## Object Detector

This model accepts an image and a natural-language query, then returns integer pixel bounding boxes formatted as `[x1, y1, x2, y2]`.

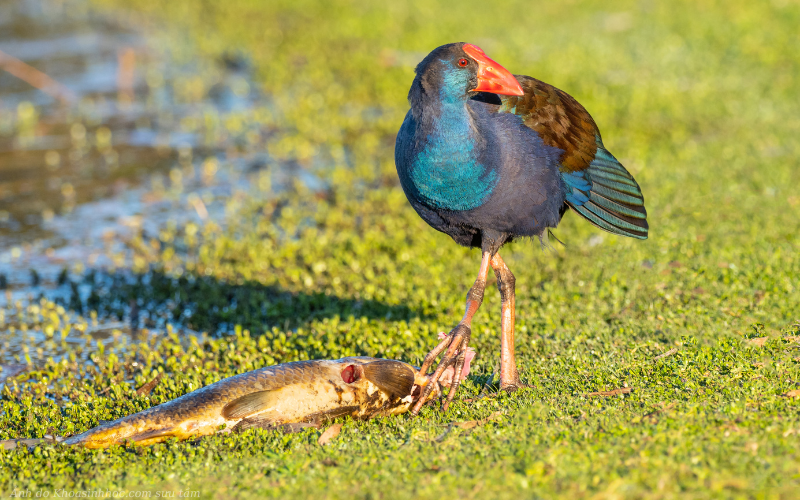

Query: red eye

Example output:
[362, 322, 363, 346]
[458, 58, 469, 67]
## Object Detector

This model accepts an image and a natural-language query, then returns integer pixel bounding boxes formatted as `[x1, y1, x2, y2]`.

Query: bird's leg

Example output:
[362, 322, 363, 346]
[417, 251, 491, 376]
[490, 252, 521, 390]
[411, 251, 491, 415]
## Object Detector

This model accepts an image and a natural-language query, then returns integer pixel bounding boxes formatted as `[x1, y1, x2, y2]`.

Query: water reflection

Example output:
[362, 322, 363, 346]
[0, 0, 280, 366]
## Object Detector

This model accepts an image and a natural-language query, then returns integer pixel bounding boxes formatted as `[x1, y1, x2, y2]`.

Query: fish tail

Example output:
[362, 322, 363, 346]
[64, 416, 180, 449]
[1, 436, 63, 450]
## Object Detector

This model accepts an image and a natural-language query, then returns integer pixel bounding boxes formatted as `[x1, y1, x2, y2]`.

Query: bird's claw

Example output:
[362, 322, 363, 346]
[499, 382, 533, 393]
[411, 324, 472, 415]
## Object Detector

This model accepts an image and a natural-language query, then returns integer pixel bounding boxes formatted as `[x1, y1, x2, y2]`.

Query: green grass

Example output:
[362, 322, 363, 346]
[2, 0, 800, 498]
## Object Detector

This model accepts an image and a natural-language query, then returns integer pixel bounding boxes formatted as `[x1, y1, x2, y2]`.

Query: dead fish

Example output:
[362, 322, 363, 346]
[2, 345, 474, 450]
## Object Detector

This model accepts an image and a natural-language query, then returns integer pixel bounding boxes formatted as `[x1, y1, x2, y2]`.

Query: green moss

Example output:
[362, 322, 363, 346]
[2, 0, 800, 498]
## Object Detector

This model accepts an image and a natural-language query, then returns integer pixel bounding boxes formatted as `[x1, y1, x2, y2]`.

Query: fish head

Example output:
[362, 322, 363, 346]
[328, 348, 476, 417]
[338, 358, 417, 399]
[331, 356, 447, 416]
[326, 357, 418, 417]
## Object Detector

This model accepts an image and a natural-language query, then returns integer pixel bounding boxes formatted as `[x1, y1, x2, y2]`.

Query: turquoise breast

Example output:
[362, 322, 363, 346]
[409, 127, 498, 212]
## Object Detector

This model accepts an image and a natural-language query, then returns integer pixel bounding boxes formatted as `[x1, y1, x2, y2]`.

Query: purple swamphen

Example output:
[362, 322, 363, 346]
[394, 43, 648, 413]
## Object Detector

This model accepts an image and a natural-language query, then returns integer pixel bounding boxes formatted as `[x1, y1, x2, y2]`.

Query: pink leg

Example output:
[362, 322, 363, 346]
[490, 252, 521, 389]
[411, 251, 491, 415]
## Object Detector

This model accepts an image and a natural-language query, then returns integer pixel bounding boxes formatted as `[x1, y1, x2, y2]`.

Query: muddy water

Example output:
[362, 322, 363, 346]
[0, 0, 291, 369]
[1, 0, 157, 245]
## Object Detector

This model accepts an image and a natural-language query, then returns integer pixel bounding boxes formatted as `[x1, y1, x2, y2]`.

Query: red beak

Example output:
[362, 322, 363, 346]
[463, 44, 524, 96]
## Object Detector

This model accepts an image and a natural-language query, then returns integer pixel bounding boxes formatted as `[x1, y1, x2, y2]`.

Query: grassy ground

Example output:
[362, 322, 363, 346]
[2, 0, 800, 498]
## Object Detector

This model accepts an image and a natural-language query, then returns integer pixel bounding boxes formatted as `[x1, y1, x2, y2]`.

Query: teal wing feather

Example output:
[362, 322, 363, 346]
[562, 136, 648, 239]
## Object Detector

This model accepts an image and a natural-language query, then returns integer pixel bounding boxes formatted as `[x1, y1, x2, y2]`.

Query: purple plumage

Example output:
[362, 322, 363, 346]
[395, 42, 647, 253]
[393, 42, 648, 413]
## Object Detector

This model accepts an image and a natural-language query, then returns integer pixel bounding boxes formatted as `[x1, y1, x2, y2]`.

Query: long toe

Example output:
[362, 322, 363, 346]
[411, 325, 472, 415]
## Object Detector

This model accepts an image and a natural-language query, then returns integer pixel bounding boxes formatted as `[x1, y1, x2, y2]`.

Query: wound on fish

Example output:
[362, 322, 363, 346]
[341, 364, 362, 383]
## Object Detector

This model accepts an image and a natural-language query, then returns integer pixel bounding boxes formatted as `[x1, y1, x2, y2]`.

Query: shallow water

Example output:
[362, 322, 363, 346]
[0, 0, 306, 366]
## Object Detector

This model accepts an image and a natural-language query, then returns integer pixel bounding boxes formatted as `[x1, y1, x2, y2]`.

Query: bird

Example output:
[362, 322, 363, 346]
[394, 42, 648, 414]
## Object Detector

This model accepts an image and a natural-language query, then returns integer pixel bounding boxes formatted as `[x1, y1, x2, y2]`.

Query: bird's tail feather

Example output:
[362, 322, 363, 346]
[567, 144, 648, 239]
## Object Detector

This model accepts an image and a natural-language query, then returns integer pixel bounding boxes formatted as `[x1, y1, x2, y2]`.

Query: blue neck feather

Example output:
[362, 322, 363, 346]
[409, 92, 498, 211]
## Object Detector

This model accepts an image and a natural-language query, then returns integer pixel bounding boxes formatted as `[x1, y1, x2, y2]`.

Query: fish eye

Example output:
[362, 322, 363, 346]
[458, 58, 469, 67]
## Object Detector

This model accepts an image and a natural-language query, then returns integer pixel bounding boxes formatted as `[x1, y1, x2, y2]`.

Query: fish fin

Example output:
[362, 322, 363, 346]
[67, 427, 180, 448]
[222, 390, 280, 420]
[277, 422, 321, 434]
[361, 360, 415, 398]
[231, 413, 280, 433]
[127, 427, 178, 443]
[233, 417, 320, 434]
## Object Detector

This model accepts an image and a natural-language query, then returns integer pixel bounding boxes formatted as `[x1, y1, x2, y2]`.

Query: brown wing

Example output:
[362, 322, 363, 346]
[499, 75, 599, 173]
